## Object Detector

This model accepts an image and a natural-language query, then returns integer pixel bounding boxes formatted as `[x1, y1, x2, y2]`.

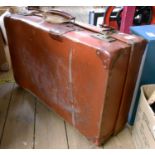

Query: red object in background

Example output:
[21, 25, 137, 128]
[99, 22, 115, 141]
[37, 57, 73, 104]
[103, 6, 118, 29]
[120, 6, 136, 33]
[103, 6, 155, 33]
[151, 6, 155, 24]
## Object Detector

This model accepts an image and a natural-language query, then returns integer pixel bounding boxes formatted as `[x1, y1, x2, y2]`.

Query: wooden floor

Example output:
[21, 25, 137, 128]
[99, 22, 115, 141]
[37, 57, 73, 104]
[0, 6, 135, 149]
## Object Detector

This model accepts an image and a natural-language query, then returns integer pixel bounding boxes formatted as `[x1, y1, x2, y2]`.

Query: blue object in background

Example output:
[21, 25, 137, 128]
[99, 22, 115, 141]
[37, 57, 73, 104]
[128, 25, 155, 125]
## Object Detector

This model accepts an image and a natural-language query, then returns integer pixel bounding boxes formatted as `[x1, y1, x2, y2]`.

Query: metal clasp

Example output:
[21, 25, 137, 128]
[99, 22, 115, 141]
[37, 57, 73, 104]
[91, 24, 117, 42]
[91, 33, 116, 42]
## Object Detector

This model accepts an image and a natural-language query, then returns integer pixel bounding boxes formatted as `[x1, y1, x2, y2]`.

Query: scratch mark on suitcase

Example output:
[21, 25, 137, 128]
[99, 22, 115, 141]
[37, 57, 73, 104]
[68, 48, 73, 104]
[69, 48, 73, 84]
[69, 48, 76, 126]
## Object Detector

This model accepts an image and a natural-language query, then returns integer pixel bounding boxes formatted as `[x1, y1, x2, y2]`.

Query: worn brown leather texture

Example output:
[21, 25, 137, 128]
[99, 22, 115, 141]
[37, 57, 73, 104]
[111, 33, 147, 135]
[4, 13, 146, 145]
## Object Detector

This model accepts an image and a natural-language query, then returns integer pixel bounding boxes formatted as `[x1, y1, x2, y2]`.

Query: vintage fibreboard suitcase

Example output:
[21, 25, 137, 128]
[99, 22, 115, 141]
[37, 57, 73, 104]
[4, 10, 146, 145]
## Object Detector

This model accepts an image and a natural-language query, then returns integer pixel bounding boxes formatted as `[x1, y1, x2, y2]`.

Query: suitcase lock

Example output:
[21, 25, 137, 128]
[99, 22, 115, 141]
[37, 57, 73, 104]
[91, 25, 117, 42]
[92, 33, 116, 42]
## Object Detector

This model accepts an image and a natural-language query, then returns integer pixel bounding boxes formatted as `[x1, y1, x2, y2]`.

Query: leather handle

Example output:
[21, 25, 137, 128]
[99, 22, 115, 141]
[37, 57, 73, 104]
[26, 9, 75, 21]
[46, 10, 75, 21]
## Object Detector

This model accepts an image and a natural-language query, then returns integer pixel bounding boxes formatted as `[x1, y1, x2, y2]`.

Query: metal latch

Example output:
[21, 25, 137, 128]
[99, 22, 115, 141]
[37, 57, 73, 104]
[91, 24, 117, 42]
[92, 33, 116, 42]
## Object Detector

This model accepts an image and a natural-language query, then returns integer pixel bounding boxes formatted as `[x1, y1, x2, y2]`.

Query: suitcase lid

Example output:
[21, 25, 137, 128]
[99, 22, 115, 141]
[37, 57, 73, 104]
[4, 10, 146, 70]
[5, 11, 144, 46]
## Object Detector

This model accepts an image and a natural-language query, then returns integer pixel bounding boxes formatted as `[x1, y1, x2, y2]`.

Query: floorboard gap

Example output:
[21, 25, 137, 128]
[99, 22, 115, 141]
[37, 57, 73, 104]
[64, 121, 69, 149]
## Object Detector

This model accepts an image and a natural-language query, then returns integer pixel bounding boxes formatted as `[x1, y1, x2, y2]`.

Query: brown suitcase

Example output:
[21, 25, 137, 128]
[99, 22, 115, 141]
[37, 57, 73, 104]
[4, 10, 146, 145]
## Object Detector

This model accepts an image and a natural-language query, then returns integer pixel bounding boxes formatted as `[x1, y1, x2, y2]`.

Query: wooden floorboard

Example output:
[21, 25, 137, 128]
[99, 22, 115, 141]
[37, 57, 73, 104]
[0, 83, 14, 143]
[103, 127, 135, 149]
[66, 122, 98, 149]
[34, 100, 68, 149]
[0, 84, 35, 149]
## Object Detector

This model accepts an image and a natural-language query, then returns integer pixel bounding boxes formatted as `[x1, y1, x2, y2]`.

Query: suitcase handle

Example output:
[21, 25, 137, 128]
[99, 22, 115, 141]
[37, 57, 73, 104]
[25, 9, 75, 23]
[45, 10, 75, 21]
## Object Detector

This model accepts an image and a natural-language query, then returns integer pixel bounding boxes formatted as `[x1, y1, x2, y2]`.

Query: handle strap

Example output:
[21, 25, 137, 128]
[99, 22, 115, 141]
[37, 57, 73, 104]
[23, 9, 75, 24]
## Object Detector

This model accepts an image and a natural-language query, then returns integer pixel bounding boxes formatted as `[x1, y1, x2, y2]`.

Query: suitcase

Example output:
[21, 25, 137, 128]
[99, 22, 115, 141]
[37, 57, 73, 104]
[128, 25, 155, 125]
[4, 9, 146, 145]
